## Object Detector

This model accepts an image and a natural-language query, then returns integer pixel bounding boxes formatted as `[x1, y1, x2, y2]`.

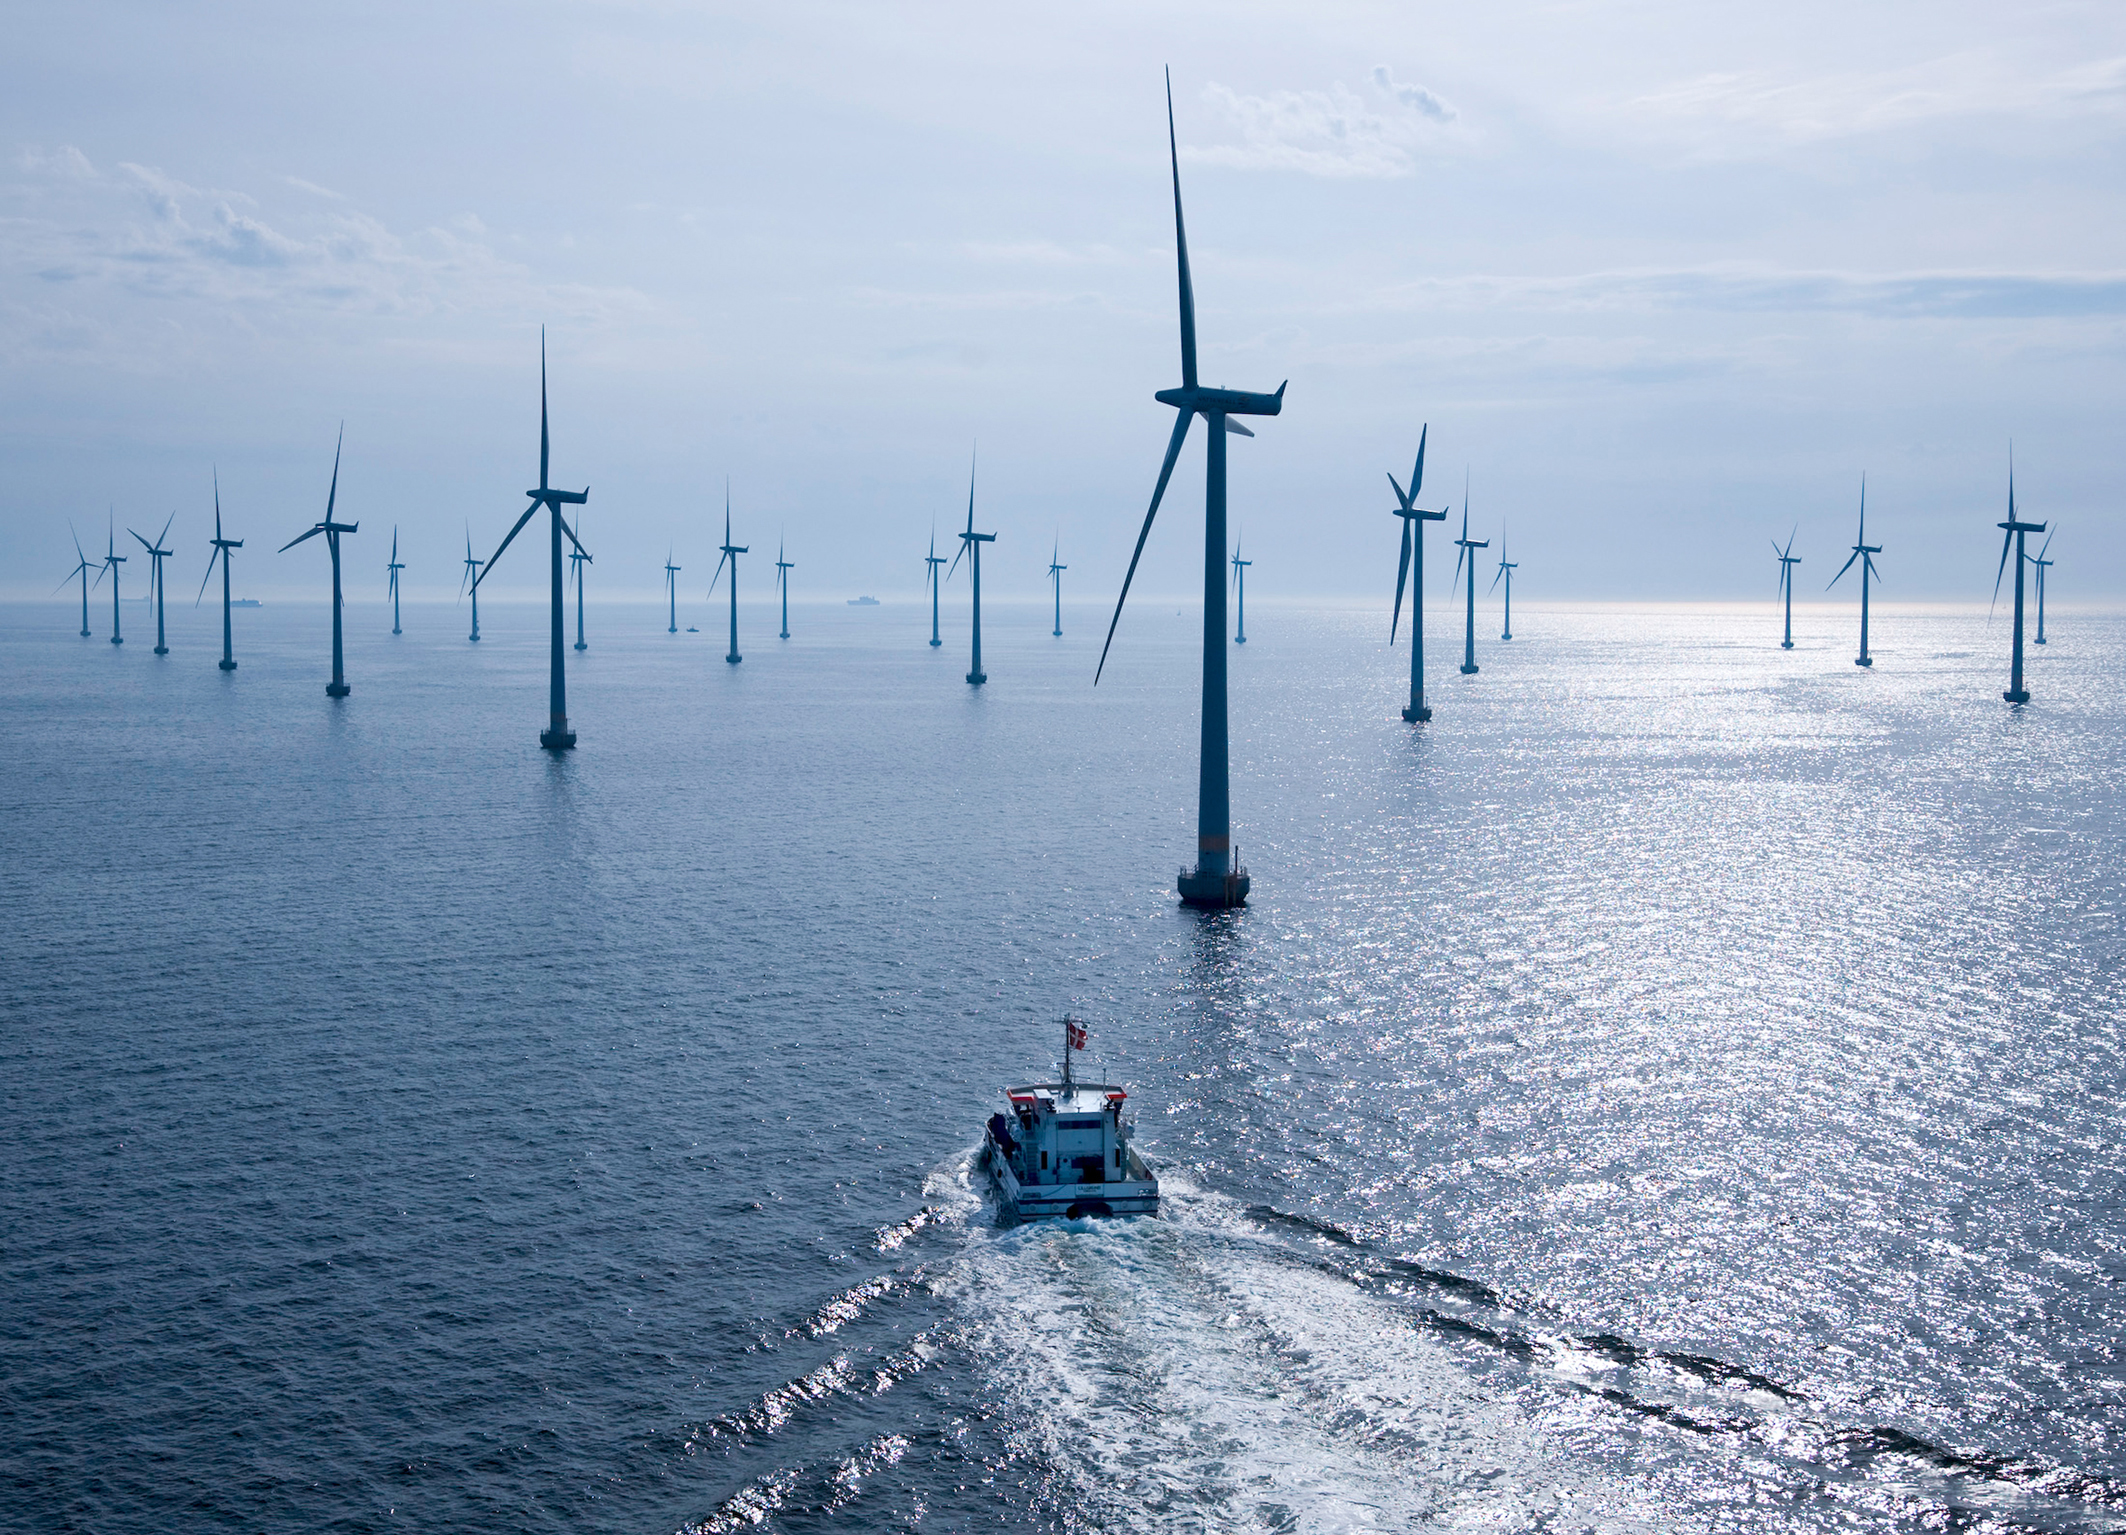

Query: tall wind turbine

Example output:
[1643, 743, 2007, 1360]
[664, 548, 682, 634]
[948, 448, 995, 686]
[570, 509, 591, 651]
[1049, 538, 1067, 638]
[924, 527, 946, 647]
[196, 473, 242, 670]
[709, 483, 746, 665]
[1388, 427, 1447, 723]
[98, 516, 127, 645]
[1450, 487, 1487, 676]
[461, 529, 484, 641]
[1230, 538, 1249, 644]
[387, 526, 405, 635]
[1827, 478, 1881, 669]
[130, 512, 176, 655]
[59, 523, 95, 637]
[1490, 523, 1517, 642]
[1773, 528, 1800, 649]
[1095, 72, 1286, 908]
[1991, 460, 2045, 704]
[2032, 529, 2054, 646]
[279, 427, 358, 697]
[776, 540, 794, 639]
[476, 334, 592, 749]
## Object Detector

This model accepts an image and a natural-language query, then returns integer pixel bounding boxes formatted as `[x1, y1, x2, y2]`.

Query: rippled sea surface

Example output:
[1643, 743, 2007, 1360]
[4, 593, 2124, 1534]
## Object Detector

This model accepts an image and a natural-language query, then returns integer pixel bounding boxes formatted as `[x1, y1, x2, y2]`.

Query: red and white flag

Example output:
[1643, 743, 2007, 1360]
[1066, 1021, 1088, 1050]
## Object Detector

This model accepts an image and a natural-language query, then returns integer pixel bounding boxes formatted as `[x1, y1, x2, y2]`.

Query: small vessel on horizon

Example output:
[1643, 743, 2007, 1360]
[847, 594, 879, 606]
[985, 1019, 1158, 1221]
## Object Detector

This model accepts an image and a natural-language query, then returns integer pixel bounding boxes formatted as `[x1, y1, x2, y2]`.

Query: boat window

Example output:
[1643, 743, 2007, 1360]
[1059, 1118, 1105, 1131]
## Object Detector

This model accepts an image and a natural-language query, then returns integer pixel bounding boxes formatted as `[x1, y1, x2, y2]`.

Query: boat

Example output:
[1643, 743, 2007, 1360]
[847, 595, 879, 606]
[230, 599, 261, 607]
[984, 1019, 1158, 1221]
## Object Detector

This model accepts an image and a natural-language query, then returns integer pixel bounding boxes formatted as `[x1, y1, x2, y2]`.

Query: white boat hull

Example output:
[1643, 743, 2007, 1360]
[986, 1136, 1158, 1221]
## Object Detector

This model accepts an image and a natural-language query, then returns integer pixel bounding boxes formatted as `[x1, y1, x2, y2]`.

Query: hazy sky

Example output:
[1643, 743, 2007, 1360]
[5, 1, 2121, 605]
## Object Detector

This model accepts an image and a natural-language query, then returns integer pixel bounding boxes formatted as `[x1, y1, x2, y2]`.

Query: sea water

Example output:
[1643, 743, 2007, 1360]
[3, 595, 2123, 1533]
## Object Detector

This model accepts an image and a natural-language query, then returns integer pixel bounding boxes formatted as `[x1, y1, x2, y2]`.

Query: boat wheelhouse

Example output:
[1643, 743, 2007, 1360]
[984, 1019, 1158, 1220]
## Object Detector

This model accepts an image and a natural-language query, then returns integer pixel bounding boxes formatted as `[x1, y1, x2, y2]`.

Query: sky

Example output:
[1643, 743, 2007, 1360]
[4, 0, 2121, 606]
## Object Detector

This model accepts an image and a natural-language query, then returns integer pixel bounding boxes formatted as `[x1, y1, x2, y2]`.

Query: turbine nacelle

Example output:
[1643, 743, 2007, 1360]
[1155, 383, 1286, 417]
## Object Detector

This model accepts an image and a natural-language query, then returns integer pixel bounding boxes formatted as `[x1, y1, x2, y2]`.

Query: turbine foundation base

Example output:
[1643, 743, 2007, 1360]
[1781, 641, 1794, 650]
[574, 642, 587, 652]
[219, 659, 237, 671]
[154, 646, 168, 656]
[2035, 637, 2047, 645]
[1402, 703, 1432, 723]
[966, 672, 986, 685]
[1459, 663, 1478, 675]
[1856, 657, 1873, 668]
[326, 683, 350, 697]
[1178, 866, 1249, 908]
[2004, 689, 2030, 704]
[540, 727, 577, 750]
[726, 654, 742, 665]
[110, 637, 123, 645]
[928, 639, 942, 647]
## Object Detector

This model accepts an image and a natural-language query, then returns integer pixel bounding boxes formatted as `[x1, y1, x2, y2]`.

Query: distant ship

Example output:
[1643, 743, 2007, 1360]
[847, 595, 879, 606]
[685, 626, 698, 633]
[231, 599, 262, 607]
[985, 1019, 1158, 1221]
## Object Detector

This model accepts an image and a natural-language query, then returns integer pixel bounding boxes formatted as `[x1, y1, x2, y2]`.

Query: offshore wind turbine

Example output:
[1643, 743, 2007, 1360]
[776, 540, 794, 639]
[2032, 530, 2054, 645]
[1450, 486, 1487, 676]
[1991, 460, 2045, 704]
[386, 526, 405, 634]
[461, 529, 484, 641]
[570, 509, 591, 651]
[1388, 427, 1447, 722]
[196, 474, 242, 670]
[278, 428, 357, 697]
[97, 516, 127, 644]
[1827, 478, 1881, 668]
[1096, 72, 1285, 908]
[709, 485, 746, 664]
[664, 548, 682, 634]
[130, 512, 176, 654]
[59, 523, 95, 637]
[1773, 527, 1800, 649]
[1049, 538, 1067, 638]
[1230, 538, 1249, 643]
[924, 527, 946, 647]
[1490, 523, 1517, 641]
[476, 335, 592, 749]
[947, 448, 994, 685]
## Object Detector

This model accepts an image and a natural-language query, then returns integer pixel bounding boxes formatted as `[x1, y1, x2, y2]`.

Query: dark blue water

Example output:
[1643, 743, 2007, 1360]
[5, 594, 2124, 1533]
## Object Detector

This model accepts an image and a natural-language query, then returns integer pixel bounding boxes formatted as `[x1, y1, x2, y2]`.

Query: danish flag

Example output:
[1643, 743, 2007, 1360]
[1066, 1020, 1088, 1050]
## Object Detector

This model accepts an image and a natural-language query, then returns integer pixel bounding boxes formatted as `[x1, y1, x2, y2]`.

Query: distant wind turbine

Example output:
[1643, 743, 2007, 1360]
[130, 513, 176, 655]
[1827, 478, 1881, 669]
[196, 473, 242, 670]
[1450, 483, 1487, 676]
[1095, 71, 1286, 908]
[1230, 538, 1249, 644]
[1388, 427, 1447, 723]
[948, 447, 995, 685]
[1991, 457, 2045, 704]
[1490, 521, 1517, 641]
[664, 548, 682, 634]
[278, 427, 357, 697]
[2032, 529, 2053, 645]
[476, 332, 592, 748]
[1049, 537, 1067, 638]
[1773, 527, 1800, 650]
[461, 529, 484, 641]
[709, 482, 746, 665]
[570, 508, 591, 651]
[776, 539, 794, 639]
[59, 522, 95, 637]
[924, 527, 946, 647]
[387, 526, 405, 635]
[97, 515, 127, 645]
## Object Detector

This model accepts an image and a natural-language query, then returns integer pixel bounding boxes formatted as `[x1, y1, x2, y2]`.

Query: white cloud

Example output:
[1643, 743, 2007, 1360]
[1185, 70, 1463, 179]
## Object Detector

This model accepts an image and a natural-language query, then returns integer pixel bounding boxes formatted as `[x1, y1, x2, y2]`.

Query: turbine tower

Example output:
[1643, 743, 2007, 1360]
[97, 517, 126, 644]
[1230, 539, 1249, 644]
[1827, 478, 1881, 669]
[1490, 524, 1517, 642]
[924, 528, 946, 647]
[570, 509, 591, 652]
[1991, 461, 2045, 704]
[1049, 538, 1067, 638]
[60, 524, 95, 637]
[278, 427, 358, 697]
[1450, 488, 1487, 676]
[1388, 427, 1448, 723]
[461, 529, 484, 641]
[948, 449, 994, 686]
[776, 540, 794, 639]
[709, 484, 747, 665]
[2032, 530, 2053, 645]
[196, 474, 242, 670]
[664, 548, 681, 634]
[1096, 72, 1286, 909]
[129, 513, 176, 655]
[476, 334, 592, 749]
[387, 526, 405, 635]
[1773, 528, 1800, 649]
